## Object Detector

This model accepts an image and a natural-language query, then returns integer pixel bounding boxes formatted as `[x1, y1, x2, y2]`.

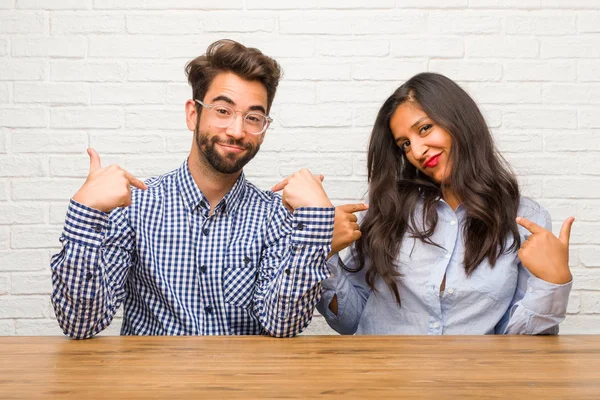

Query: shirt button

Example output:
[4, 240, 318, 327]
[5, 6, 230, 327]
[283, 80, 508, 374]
[528, 286, 533, 293]
[447, 288, 454, 294]
[445, 253, 451, 259]
[204, 305, 213, 315]
[296, 223, 305, 231]
[200, 265, 207, 273]
[284, 268, 291, 276]
[85, 272, 93, 280]
[202, 228, 209, 236]
[450, 220, 457, 226]
[244, 256, 251, 264]
[433, 321, 440, 328]
[93, 224, 103, 233]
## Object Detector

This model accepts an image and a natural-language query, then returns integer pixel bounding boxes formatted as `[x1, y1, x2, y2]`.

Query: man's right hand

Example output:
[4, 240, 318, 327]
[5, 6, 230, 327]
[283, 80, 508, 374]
[72, 148, 147, 213]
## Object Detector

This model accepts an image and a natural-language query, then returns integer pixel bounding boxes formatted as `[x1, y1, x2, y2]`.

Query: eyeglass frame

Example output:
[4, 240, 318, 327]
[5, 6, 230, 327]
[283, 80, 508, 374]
[194, 99, 273, 135]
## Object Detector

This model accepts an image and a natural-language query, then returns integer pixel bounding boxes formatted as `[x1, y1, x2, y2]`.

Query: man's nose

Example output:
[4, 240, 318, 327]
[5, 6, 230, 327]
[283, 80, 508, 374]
[225, 113, 245, 140]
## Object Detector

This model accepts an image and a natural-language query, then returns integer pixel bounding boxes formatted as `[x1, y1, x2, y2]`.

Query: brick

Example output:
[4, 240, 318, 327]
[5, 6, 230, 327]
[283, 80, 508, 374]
[11, 226, 63, 249]
[50, 60, 125, 82]
[51, 11, 124, 34]
[11, 179, 82, 200]
[243, 152, 279, 178]
[543, 84, 600, 105]
[517, 177, 543, 198]
[89, 131, 166, 154]
[16, 0, 91, 8]
[317, 39, 388, 57]
[0, 82, 9, 103]
[0, 204, 45, 225]
[578, 61, 600, 82]
[165, 134, 190, 153]
[49, 201, 68, 224]
[468, 0, 541, 7]
[117, 156, 185, 179]
[542, 0, 599, 9]
[566, 292, 580, 314]
[11, 272, 51, 294]
[0, 180, 7, 201]
[579, 12, 600, 33]
[577, 201, 600, 222]
[466, 37, 538, 58]
[127, 61, 185, 82]
[504, 60, 576, 82]
[0, 59, 47, 81]
[279, 154, 353, 176]
[0, 38, 7, 56]
[0, 296, 48, 318]
[278, 105, 352, 128]
[542, 38, 600, 59]
[479, 106, 502, 128]
[493, 131, 543, 153]
[0, 250, 49, 272]
[544, 178, 600, 199]
[464, 83, 541, 104]
[0, 320, 15, 335]
[579, 109, 600, 129]
[0, 11, 44, 33]
[14, 82, 89, 105]
[572, 269, 600, 290]
[353, 106, 382, 128]
[428, 11, 501, 34]
[0, 131, 6, 153]
[321, 179, 368, 200]
[250, 0, 395, 8]
[429, 60, 502, 82]
[49, 155, 91, 178]
[15, 319, 63, 336]
[503, 108, 576, 129]
[505, 14, 576, 35]
[506, 154, 577, 176]
[539, 200, 578, 222]
[126, 108, 185, 130]
[246, 37, 314, 58]
[580, 247, 600, 268]
[95, 0, 242, 8]
[12, 36, 87, 58]
[91, 83, 165, 105]
[578, 154, 600, 176]
[0, 226, 8, 249]
[391, 37, 465, 58]
[544, 131, 600, 152]
[166, 83, 190, 105]
[51, 107, 123, 129]
[317, 83, 394, 103]
[0, 274, 8, 295]
[275, 82, 316, 105]
[0, 0, 14, 8]
[126, 13, 201, 34]
[0, 108, 48, 128]
[279, 59, 351, 81]
[353, 154, 367, 176]
[11, 130, 87, 153]
[202, 14, 275, 33]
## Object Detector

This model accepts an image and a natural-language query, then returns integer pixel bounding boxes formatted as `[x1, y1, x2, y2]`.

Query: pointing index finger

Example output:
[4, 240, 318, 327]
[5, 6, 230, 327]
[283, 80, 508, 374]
[516, 216, 545, 235]
[124, 170, 147, 190]
[338, 203, 369, 214]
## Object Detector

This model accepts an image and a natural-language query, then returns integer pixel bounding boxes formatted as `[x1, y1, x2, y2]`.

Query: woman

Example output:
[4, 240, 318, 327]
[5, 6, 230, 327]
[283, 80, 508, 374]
[318, 73, 574, 335]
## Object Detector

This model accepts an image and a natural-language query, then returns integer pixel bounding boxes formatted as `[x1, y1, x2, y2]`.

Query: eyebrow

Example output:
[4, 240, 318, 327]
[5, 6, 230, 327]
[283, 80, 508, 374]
[211, 95, 267, 114]
[394, 117, 430, 143]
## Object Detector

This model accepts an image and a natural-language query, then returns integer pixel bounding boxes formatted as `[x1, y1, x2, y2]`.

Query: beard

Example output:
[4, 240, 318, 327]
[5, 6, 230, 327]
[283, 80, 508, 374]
[195, 130, 260, 174]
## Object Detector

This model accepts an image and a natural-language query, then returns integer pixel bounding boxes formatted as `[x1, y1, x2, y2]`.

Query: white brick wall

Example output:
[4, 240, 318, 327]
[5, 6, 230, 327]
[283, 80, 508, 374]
[0, 0, 598, 336]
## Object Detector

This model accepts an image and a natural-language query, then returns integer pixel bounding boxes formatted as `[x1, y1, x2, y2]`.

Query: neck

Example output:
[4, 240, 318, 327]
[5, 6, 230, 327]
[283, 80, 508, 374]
[442, 187, 461, 211]
[188, 150, 241, 214]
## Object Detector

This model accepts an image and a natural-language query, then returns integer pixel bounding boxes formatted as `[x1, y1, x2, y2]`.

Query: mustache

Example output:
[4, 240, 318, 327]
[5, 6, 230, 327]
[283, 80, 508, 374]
[210, 136, 253, 150]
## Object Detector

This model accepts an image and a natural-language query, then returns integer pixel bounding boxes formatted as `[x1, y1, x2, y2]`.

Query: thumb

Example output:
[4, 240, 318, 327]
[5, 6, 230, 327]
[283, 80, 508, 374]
[338, 203, 369, 214]
[87, 148, 101, 173]
[318, 174, 324, 182]
[559, 217, 575, 246]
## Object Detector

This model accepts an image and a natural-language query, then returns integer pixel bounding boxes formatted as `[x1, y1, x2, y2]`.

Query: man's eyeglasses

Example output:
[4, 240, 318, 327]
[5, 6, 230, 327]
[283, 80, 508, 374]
[194, 99, 272, 135]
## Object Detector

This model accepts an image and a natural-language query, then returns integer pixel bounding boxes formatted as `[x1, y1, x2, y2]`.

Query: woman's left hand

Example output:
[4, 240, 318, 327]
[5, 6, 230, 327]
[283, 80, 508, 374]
[516, 216, 575, 285]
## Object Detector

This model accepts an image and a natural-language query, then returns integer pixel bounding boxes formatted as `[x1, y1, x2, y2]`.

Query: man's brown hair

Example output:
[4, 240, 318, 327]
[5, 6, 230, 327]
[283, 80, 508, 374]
[185, 39, 283, 114]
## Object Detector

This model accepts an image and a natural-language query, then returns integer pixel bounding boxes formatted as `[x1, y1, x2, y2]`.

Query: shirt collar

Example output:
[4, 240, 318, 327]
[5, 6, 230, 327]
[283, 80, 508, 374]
[176, 159, 247, 215]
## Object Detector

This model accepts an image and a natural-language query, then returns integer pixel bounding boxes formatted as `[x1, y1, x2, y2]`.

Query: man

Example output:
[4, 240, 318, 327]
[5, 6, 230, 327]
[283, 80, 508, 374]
[50, 39, 362, 339]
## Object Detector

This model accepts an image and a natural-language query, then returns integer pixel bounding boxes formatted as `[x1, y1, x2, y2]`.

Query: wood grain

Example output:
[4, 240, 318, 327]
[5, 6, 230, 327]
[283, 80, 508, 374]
[0, 335, 598, 399]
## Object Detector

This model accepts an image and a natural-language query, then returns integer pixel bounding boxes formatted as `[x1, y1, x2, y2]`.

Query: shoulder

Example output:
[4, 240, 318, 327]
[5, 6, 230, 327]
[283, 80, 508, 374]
[130, 168, 179, 204]
[518, 196, 551, 231]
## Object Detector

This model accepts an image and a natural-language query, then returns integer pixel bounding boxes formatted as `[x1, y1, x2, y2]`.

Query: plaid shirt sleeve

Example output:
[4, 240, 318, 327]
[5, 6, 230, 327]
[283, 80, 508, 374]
[50, 199, 135, 339]
[253, 203, 335, 338]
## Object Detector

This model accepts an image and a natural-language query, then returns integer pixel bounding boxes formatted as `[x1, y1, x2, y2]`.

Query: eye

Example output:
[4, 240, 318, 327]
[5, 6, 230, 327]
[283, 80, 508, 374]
[419, 124, 432, 135]
[214, 106, 232, 116]
[245, 114, 263, 124]
[401, 140, 411, 150]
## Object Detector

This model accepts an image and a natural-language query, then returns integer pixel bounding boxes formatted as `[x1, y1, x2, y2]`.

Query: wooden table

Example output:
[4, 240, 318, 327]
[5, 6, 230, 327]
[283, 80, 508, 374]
[0, 335, 599, 399]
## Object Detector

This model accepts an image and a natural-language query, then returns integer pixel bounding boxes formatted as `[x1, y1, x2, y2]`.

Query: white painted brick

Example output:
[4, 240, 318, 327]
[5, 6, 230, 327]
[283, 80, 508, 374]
[573, 269, 600, 290]
[567, 292, 580, 314]
[11, 179, 82, 200]
[353, 106, 382, 128]
[580, 247, 600, 268]
[15, 319, 62, 335]
[505, 14, 576, 35]
[506, 154, 577, 176]
[49, 201, 68, 224]
[464, 83, 541, 104]
[0, 11, 44, 33]
[504, 60, 576, 82]
[11, 272, 51, 294]
[544, 131, 600, 152]
[11, 130, 87, 153]
[0, 82, 9, 103]
[279, 105, 352, 128]
[0, 320, 15, 335]
[51, 107, 123, 129]
[11, 226, 63, 249]
[275, 82, 316, 105]
[317, 83, 394, 103]
[251, 0, 395, 8]
[98, 317, 122, 336]
[542, 84, 600, 105]
[302, 314, 336, 335]
[0, 131, 6, 153]
[14, 82, 89, 105]
[0, 0, 14, 8]
[540, 200, 578, 222]
[578, 154, 600, 176]
[429, 60, 502, 82]
[578, 61, 600, 82]
[0, 59, 47, 81]
[503, 108, 576, 129]
[428, 12, 501, 34]
[263, 129, 369, 153]
[317, 39, 389, 57]
[48, 155, 92, 178]
[89, 131, 165, 154]
[578, 12, 600, 33]
[0, 108, 48, 128]
[118, 156, 185, 179]
[12, 36, 87, 58]
[321, 179, 368, 200]
[51, 12, 124, 34]
[16, 0, 90, 9]
[166, 83, 193, 105]
[247, 0, 317, 9]
[126, 13, 201, 34]
[244, 37, 315, 58]
[544, 178, 600, 199]
[0, 38, 7, 56]
[542, 0, 599, 9]
[390, 37, 464, 58]
[279, 59, 351, 81]
[466, 37, 538, 58]
[542, 38, 600, 59]
[127, 61, 185, 82]
[244, 152, 280, 178]
[579, 109, 600, 129]
[91, 83, 165, 105]
[125, 108, 184, 130]
[0, 204, 45, 225]
[0, 250, 49, 272]
[353, 154, 367, 176]
[279, 154, 353, 176]
[165, 133, 191, 153]
[50, 60, 125, 82]
[493, 131, 543, 153]
[0, 180, 7, 201]
[95, 0, 242, 9]
[0, 296, 48, 318]
[517, 177, 543, 199]
[0, 226, 8, 249]
[203, 14, 275, 33]
[468, 0, 541, 8]
[479, 106, 502, 128]
[577, 201, 600, 222]
[0, 274, 8, 295]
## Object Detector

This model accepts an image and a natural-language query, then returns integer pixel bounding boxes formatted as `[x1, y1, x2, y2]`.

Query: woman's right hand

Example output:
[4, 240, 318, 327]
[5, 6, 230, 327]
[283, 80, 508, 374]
[329, 203, 369, 258]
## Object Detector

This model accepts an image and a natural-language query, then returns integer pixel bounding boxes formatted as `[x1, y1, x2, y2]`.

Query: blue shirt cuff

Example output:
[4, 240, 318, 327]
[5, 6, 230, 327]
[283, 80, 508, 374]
[520, 274, 572, 316]
[290, 207, 335, 247]
[61, 199, 110, 248]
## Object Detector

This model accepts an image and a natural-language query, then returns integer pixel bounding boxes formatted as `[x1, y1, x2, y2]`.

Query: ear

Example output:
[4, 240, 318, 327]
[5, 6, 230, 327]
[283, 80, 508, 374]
[185, 99, 198, 132]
